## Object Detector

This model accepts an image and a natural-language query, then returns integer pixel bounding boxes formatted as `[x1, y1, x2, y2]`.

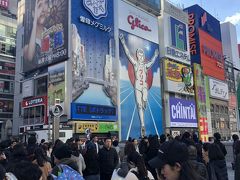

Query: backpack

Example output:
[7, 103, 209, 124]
[131, 170, 150, 180]
[51, 164, 84, 180]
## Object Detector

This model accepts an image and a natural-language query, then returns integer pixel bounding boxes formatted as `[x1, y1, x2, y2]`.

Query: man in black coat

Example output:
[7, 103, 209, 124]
[99, 137, 118, 180]
[214, 132, 227, 157]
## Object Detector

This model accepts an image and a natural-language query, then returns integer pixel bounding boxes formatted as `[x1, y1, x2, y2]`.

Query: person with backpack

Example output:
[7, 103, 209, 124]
[51, 144, 83, 179]
[125, 151, 154, 180]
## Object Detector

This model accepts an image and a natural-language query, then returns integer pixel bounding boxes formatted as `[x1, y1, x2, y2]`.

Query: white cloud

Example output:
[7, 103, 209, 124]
[224, 12, 240, 25]
[119, 61, 130, 81]
[152, 68, 161, 87]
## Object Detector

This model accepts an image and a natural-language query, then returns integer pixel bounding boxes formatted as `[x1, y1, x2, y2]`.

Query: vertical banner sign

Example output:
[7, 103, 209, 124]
[119, 0, 162, 139]
[71, 0, 118, 121]
[23, 0, 69, 72]
[205, 76, 213, 137]
[48, 62, 65, 112]
[194, 64, 208, 142]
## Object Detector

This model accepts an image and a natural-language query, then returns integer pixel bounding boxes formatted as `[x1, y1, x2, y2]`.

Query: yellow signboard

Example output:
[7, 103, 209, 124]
[165, 59, 187, 82]
[73, 121, 118, 134]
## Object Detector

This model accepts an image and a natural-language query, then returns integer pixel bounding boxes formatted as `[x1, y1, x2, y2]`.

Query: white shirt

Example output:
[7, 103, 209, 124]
[125, 167, 154, 180]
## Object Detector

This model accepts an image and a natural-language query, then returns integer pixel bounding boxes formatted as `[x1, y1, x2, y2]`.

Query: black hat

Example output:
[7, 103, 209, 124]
[54, 144, 72, 160]
[149, 140, 188, 169]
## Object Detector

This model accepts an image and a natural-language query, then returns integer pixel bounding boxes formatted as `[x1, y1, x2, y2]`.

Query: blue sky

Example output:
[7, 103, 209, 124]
[170, 0, 240, 43]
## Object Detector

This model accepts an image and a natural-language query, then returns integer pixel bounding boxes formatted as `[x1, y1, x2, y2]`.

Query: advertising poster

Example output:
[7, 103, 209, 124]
[74, 121, 118, 134]
[23, 0, 69, 72]
[119, 0, 162, 139]
[164, 59, 194, 95]
[71, 0, 117, 121]
[184, 5, 222, 64]
[234, 70, 240, 107]
[48, 62, 65, 111]
[169, 97, 197, 127]
[199, 29, 225, 80]
[193, 64, 208, 142]
[209, 78, 229, 100]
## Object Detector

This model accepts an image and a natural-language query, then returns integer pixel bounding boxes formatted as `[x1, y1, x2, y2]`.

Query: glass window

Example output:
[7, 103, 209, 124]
[215, 105, 219, 113]
[210, 104, 214, 112]
[36, 76, 47, 96]
[0, 100, 13, 112]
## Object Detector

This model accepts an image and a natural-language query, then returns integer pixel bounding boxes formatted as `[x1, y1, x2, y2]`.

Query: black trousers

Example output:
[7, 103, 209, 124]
[100, 173, 112, 180]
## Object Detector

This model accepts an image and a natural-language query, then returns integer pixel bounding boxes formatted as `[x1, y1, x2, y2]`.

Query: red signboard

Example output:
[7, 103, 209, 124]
[22, 96, 47, 108]
[0, 0, 8, 9]
[199, 29, 225, 80]
[229, 94, 237, 108]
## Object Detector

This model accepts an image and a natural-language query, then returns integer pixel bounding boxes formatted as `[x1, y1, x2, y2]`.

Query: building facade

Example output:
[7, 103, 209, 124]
[0, 0, 17, 140]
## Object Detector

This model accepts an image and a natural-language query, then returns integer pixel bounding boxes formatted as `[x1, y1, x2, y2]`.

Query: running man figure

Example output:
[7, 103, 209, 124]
[119, 34, 159, 137]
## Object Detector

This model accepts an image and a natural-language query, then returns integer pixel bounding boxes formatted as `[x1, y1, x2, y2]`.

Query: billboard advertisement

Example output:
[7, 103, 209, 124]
[169, 97, 197, 127]
[185, 5, 222, 64]
[22, 80, 34, 98]
[199, 29, 225, 80]
[127, 0, 161, 15]
[193, 64, 208, 142]
[159, 4, 190, 65]
[119, 0, 162, 139]
[71, 0, 117, 121]
[23, 0, 69, 72]
[74, 121, 118, 134]
[164, 59, 194, 95]
[48, 62, 65, 111]
[209, 78, 229, 100]
[234, 69, 240, 106]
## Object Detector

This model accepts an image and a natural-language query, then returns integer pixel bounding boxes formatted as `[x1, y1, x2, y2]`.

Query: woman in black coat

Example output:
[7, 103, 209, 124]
[234, 140, 240, 180]
[208, 143, 228, 180]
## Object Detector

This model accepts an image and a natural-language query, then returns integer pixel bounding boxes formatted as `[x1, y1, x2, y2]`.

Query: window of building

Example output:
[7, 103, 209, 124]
[210, 104, 214, 112]
[220, 106, 224, 114]
[215, 105, 219, 113]
[19, 102, 22, 117]
[0, 100, 13, 113]
[23, 105, 45, 125]
[225, 107, 228, 114]
[35, 76, 47, 96]
[0, 80, 14, 93]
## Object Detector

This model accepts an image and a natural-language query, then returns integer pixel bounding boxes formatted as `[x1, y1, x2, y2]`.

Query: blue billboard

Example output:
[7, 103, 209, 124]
[170, 17, 187, 52]
[184, 4, 222, 64]
[119, 30, 163, 139]
[71, 0, 118, 121]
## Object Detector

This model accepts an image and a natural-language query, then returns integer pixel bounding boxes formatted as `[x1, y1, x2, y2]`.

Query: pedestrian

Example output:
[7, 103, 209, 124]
[27, 135, 38, 161]
[7, 161, 42, 180]
[208, 143, 228, 180]
[70, 142, 86, 175]
[160, 134, 166, 145]
[83, 142, 100, 180]
[149, 140, 203, 180]
[92, 136, 100, 154]
[213, 132, 227, 156]
[132, 139, 140, 153]
[125, 151, 154, 180]
[112, 139, 120, 155]
[139, 136, 149, 155]
[99, 137, 118, 180]
[32, 148, 52, 180]
[232, 134, 239, 170]
[51, 139, 64, 167]
[234, 140, 240, 180]
[188, 145, 209, 179]
[52, 144, 79, 176]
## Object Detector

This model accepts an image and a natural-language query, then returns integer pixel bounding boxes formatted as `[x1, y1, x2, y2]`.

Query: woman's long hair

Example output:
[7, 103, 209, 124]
[34, 148, 48, 167]
[178, 161, 203, 180]
[127, 151, 149, 179]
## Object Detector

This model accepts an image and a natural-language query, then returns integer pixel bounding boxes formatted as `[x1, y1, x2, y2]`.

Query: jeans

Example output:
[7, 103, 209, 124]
[84, 174, 100, 180]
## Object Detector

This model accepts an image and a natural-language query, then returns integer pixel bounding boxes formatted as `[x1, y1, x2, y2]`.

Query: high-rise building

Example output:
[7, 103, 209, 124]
[0, 0, 17, 140]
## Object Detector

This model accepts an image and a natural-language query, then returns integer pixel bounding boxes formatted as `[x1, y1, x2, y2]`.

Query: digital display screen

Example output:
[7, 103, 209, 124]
[71, 103, 117, 121]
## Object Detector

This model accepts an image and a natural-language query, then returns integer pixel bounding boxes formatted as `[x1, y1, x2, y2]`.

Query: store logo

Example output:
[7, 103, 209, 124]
[201, 12, 207, 26]
[83, 0, 108, 19]
[170, 17, 187, 51]
[127, 15, 152, 32]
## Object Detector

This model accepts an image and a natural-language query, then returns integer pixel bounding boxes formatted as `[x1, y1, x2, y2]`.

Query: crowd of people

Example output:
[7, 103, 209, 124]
[0, 132, 237, 180]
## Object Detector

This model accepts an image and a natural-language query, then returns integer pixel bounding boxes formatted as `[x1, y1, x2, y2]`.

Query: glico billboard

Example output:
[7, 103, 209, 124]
[185, 4, 222, 61]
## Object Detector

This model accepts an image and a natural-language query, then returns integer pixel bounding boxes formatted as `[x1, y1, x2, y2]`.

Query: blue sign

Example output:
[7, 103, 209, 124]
[184, 5, 222, 64]
[169, 97, 197, 127]
[170, 17, 187, 51]
[71, 103, 117, 120]
[71, 0, 117, 121]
